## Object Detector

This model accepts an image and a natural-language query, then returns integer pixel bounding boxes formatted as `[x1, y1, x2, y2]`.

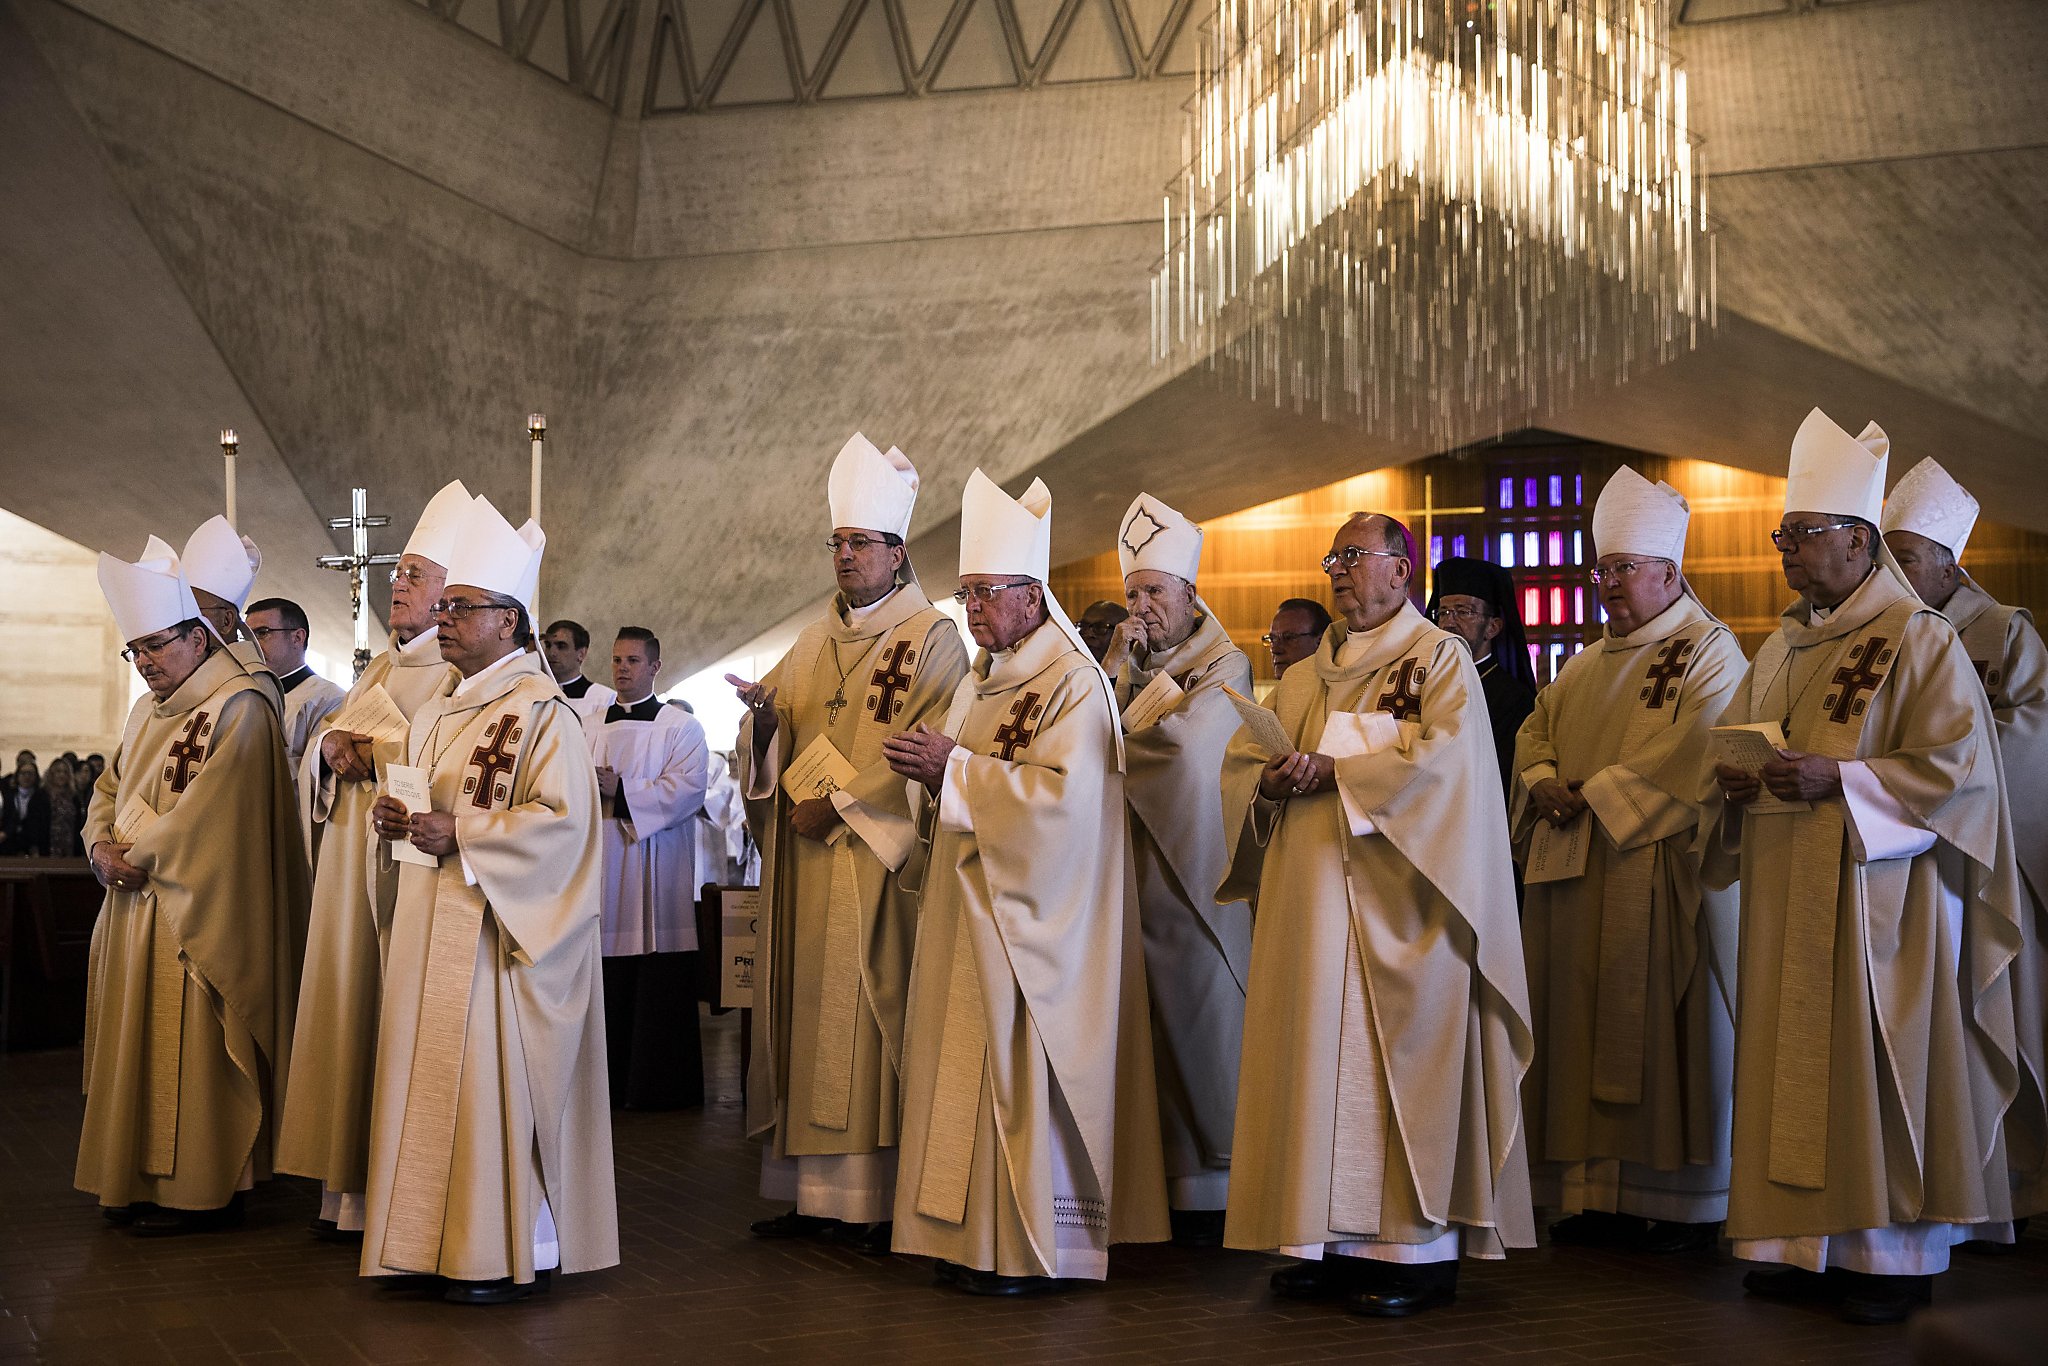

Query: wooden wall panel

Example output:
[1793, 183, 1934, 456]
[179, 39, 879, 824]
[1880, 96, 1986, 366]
[1049, 434, 2048, 680]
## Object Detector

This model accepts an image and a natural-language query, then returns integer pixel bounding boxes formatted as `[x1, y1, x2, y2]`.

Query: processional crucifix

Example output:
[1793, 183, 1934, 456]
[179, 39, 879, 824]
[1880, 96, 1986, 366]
[316, 488, 400, 680]
[307, 415, 548, 679]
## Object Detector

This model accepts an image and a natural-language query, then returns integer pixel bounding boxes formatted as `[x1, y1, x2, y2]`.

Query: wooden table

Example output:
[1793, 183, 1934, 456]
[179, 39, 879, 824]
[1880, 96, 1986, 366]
[0, 857, 100, 1051]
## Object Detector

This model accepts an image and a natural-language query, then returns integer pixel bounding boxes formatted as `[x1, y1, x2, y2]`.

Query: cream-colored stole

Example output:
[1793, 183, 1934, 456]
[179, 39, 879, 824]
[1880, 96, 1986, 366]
[1747, 599, 1918, 1189]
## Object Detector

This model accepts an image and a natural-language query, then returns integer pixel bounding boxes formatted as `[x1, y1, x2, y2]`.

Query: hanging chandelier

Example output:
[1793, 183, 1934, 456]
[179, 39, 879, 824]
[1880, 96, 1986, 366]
[1151, 0, 1715, 448]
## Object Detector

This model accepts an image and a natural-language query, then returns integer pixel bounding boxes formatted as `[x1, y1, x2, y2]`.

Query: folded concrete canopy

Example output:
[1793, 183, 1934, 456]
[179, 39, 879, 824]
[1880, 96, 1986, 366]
[2, 0, 2042, 678]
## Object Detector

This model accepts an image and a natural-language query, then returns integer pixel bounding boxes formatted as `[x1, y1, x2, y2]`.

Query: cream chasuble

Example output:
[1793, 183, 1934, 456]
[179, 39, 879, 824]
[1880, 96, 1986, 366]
[77, 649, 310, 1210]
[1115, 611, 1261, 1209]
[1709, 568, 2023, 1273]
[1224, 603, 1535, 1262]
[585, 700, 710, 955]
[892, 618, 1171, 1277]
[276, 628, 454, 1222]
[739, 585, 968, 1222]
[226, 637, 285, 715]
[1941, 578, 2048, 1219]
[1510, 595, 1746, 1222]
[360, 651, 618, 1284]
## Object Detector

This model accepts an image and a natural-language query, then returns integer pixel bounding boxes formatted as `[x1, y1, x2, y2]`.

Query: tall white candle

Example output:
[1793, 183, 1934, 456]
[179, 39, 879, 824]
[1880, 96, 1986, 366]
[221, 429, 240, 528]
[527, 413, 546, 524]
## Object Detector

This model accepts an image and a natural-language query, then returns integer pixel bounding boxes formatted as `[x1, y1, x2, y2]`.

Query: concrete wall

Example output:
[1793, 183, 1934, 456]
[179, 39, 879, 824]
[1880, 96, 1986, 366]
[2, 0, 2043, 685]
[0, 509, 133, 760]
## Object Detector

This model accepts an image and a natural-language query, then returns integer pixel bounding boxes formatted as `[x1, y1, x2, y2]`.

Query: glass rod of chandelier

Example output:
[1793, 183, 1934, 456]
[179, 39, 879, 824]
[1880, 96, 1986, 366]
[1151, 0, 1717, 448]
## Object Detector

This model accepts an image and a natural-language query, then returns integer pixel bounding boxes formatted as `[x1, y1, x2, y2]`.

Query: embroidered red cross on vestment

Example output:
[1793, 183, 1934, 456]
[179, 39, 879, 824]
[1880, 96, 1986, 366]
[463, 712, 523, 809]
[1823, 636, 1894, 725]
[867, 641, 917, 724]
[162, 711, 213, 794]
[1376, 660, 1426, 723]
[1638, 637, 1695, 709]
[1972, 656, 2005, 702]
[991, 692, 1045, 762]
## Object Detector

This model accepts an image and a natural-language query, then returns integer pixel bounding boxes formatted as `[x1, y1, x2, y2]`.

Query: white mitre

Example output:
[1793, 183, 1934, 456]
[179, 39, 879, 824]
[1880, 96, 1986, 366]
[182, 514, 262, 609]
[403, 478, 473, 567]
[1117, 493, 1203, 584]
[444, 495, 545, 614]
[100, 549, 202, 644]
[1592, 466, 1691, 566]
[1785, 407, 1888, 524]
[959, 468, 1052, 581]
[1881, 457, 1979, 558]
[828, 433, 918, 539]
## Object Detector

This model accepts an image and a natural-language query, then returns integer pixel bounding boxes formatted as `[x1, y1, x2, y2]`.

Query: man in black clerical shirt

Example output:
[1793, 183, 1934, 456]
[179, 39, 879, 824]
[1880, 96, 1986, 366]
[1426, 557, 1536, 800]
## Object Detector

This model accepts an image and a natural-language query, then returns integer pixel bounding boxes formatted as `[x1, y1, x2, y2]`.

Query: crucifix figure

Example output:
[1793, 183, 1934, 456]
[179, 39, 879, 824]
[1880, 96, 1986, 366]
[315, 487, 401, 680]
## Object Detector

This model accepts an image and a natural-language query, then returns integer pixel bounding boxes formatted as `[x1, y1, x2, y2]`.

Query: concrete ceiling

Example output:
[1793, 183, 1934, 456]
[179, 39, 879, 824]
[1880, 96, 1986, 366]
[0, 0, 2042, 680]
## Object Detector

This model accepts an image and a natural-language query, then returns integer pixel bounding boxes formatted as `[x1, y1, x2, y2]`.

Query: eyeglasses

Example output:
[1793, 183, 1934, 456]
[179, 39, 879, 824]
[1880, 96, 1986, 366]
[1587, 559, 1670, 585]
[388, 565, 434, 585]
[247, 626, 300, 640]
[120, 629, 195, 662]
[1770, 522, 1858, 551]
[951, 582, 1035, 606]
[430, 598, 513, 620]
[1320, 546, 1403, 574]
[826, 534, 892, 554]
[1261, 630, 1320, 644]
[1430, 604, 1492, 624]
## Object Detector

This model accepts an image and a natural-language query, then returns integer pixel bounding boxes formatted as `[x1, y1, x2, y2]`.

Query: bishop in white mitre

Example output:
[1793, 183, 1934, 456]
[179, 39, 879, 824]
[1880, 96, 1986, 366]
[1224, 512, 1534, 1319]
[586, 626, 711, 1111]
[1882, 457, 2048, 1231]
[178, 516, 283, 714]
[274, 480, 467, 1240]
[1511, 468, 1746, 1254]
[1099, 492, 1261, 1247]
[734, 435, 967, 1254]
[78, 545, 307, 1234]
[1709, 411, 2024, 1325]
[884, 470, 1169, 1295]
[362, 495, 616, 1305]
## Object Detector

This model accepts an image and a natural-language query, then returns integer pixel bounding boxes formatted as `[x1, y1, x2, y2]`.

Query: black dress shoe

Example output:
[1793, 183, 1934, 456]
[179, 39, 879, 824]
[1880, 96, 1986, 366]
[1741, 1264, 1844, 1303]
[1170, 1208, 1227, 1248]
[956, 1267, 1059, 1297]
[825, 1221, 893, 1255]
[443, 1269, 551, 1306]
[1269, 1258, 1362, 1300]
[372, 1274, 449, 1293]
[1635, 1219, 1722, 1254]
[1838, 1272, 1931, 1326]
[749, 1209, 837, 1239]
[1346, 1261, 1458, 1318]
[129, 1194, 245, 1238]
[101, 1203, 152, 1226]
[933, 1259, 965, 1286]
[1548, 1210, 1648, 1247]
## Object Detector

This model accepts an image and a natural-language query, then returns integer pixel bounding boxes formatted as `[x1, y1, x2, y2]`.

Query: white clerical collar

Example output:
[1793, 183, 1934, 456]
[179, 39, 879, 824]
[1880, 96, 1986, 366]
[617, 690, 655, 707]
[454, 649, 526, 703]
[844, 584, 901, 628]
[395, 625, 440, 658]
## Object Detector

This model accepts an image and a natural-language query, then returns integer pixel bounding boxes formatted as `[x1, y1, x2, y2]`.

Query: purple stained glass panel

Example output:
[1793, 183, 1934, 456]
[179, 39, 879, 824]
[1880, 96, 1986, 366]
[1499, 478, 1514, 509]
